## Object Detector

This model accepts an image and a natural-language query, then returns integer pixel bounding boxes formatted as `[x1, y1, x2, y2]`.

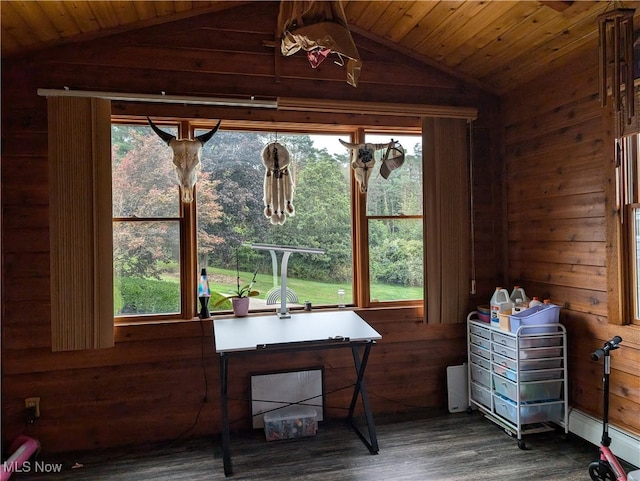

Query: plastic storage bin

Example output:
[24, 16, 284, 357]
[470, 323, 490, 339]
[471, 364, 491, 388]
[492, 374, 563, 402]
[264, 406, 318, 441]
[493, 394, 563, 424]
[471, 352, 491, 370]
[509, 305, 561, 333]
[471, 382, 492, 409]
[470, 343, 491, 360]
[492, 343, 562, 360]
[493, 364, 563, 382]
[471, 333, 491, 350]
[492, 352, 562, 371]
[492, 331, 561, 349]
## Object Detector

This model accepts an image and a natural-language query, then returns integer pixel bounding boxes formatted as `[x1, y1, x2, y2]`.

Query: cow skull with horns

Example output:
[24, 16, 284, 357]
[339, 139, 393, 193]
[147, 117, 221, 203]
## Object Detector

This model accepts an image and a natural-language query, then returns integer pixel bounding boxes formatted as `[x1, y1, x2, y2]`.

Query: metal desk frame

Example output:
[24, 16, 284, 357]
[215, 312, 380, 476]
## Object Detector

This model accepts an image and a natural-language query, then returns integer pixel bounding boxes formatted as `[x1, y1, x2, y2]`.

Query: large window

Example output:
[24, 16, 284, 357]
[112, 119, 423, 322]
[620, 134, 640, 325]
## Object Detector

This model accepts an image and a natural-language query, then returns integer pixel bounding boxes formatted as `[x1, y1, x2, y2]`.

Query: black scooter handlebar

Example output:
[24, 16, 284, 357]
[590, 335, 622, 361]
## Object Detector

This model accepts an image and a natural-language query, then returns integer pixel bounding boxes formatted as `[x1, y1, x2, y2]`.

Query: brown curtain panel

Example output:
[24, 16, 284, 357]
[49, 96, 114, 351]
[422, 117, 471, 324]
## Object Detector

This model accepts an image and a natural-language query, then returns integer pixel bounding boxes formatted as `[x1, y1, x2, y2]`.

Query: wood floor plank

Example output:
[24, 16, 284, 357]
[12, 411, 637, 480]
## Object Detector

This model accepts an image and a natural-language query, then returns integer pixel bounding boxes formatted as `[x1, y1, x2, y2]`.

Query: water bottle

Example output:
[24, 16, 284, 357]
[337, 289, 346, 308]
[490, 287, 510, 326]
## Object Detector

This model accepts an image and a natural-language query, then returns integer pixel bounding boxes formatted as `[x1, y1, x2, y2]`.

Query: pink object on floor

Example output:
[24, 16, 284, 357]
[0, 435, 39, 481]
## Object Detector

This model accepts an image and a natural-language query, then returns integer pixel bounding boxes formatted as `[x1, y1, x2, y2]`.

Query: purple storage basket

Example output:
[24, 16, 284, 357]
[509, 304, 561, 334]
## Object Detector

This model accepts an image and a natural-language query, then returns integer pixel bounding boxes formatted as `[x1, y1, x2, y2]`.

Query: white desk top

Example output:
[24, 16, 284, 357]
[213, 310, 382, 353]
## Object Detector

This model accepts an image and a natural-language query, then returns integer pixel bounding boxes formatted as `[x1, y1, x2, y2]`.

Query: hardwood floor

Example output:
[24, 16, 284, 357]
[11, 410, 633, 481]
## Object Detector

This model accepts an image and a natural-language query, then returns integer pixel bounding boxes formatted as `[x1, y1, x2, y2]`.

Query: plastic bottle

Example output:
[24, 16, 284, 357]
[529, 297, 542, 307]
[510, 286, 530, 306]
[490, 287, 510, 326]
[514, 297, 528, 313]
[337, 289, 346, 308]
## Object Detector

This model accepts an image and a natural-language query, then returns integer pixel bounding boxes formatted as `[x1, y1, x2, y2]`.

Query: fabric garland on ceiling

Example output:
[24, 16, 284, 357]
[277, 0, 362, 87]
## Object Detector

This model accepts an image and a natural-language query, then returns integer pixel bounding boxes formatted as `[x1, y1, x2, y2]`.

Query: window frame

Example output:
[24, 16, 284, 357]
[112, 119, 196, 323]
[360, 130, 424, 306]
[111, 116, 423, 324]
[619, 133, 640, 326]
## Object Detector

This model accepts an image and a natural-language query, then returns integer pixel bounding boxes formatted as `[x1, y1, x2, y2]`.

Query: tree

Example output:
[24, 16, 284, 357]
[112, 125, 224, 278]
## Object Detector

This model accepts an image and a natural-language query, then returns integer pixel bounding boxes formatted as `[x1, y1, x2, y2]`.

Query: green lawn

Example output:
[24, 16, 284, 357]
[115, 267, 422, 315]
[207, 267, 422, 305]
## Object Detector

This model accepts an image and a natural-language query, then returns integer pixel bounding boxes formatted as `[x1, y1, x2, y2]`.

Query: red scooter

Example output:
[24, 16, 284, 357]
[588, 336, 640, 481]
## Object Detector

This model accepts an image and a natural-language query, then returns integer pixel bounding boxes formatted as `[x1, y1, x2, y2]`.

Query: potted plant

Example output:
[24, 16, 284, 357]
[213, 258, 259, 317]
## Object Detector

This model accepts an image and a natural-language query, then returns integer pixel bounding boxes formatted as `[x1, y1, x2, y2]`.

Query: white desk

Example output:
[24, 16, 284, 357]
[213, 310, 382, 476]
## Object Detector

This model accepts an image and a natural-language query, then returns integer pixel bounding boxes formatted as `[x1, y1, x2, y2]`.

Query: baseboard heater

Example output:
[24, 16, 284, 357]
[569, 408, 640, 466]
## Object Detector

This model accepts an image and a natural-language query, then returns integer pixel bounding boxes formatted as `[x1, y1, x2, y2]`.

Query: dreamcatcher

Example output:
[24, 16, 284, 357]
[262, 141, 295, 225]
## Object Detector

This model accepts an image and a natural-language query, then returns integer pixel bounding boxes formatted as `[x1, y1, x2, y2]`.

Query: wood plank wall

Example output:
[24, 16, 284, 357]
[1, 2, 500, 452]
[503, 43, 640, 437]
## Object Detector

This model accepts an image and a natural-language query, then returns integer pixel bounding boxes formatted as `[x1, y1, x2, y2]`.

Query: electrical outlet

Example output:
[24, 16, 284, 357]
[25, 397, 40, 418]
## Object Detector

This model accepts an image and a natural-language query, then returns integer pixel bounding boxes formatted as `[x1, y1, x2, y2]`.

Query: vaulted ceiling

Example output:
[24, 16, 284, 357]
[2, 1, 640, 94]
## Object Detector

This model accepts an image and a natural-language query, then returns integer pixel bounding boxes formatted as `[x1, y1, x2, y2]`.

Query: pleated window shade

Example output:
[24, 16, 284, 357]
[48, 96, 114, 351]
[422, 117, 471, 324]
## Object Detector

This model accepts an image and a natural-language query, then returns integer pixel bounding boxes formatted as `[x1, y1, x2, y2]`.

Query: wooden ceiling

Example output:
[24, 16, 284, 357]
[2, 1, 640, 94]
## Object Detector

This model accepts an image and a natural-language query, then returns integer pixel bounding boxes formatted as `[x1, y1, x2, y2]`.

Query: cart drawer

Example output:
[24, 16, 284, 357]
[492, 344, 562, 360]
[470, 323, 491, 340]
[492, 352, 562, 372]
[470, 333, 491, 350]
[492, 374, 562, 402]
[492, 331, 562, 349]
[493, 394, 563, 425]
[470, 364, 491, 388]
[470, 343, 491, 360]
[471, 382, 492, 409]
[492, 364, 563, 382]
[470, 352, 491, 371]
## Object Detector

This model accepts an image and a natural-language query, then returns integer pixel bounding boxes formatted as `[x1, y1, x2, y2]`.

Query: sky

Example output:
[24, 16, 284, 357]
[308, 133, 421, 157]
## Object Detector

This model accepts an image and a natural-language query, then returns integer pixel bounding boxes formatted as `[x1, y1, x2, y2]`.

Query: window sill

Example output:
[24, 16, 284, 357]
[114, 304, 423, 342]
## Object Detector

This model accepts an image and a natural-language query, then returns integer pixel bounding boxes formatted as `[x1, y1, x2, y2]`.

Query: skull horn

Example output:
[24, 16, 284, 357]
[339, 139, 393, 150]
[339, 139, 360, 149]
[147, 117, 176, 145]
[195, 120, 221, 145]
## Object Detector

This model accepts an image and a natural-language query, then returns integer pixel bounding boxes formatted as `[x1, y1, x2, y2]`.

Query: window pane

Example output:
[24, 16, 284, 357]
[112, 124, 180, 218]
[196, 130, 353, 310]
[364, 134, 422, 216]
[368, 218, 424, 302]
[113, 221, 181, 316]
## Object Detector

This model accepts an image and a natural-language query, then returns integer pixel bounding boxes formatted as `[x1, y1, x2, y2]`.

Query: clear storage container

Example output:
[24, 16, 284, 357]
[492, 374, 563, 402]
[493, 394, 563, 425]
[264, 406, 318, 441]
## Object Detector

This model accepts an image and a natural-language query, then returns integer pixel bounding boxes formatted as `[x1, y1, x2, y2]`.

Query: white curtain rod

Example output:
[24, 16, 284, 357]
[37, 88, 278, 109]
[37, 88, 477, 120]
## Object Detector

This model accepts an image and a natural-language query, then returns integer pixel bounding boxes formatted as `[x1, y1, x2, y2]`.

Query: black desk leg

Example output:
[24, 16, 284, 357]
[348, 342, 379, 454]
[219, 353, 233, 476]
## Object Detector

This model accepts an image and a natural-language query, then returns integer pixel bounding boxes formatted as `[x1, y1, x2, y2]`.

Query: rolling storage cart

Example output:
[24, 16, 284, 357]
[467, 310, 568, 449]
